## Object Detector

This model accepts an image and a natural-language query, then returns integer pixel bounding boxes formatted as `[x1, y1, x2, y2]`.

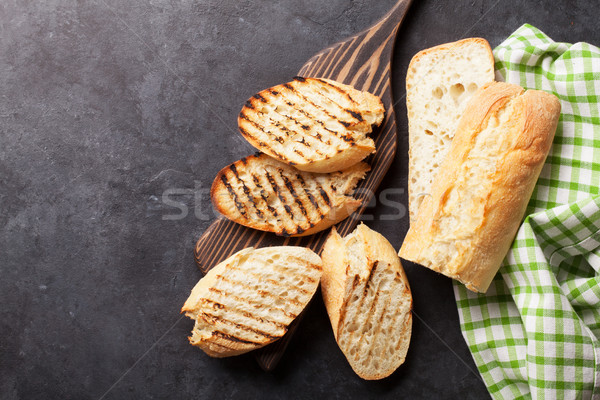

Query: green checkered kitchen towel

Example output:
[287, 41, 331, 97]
[454, 24, 600, 399]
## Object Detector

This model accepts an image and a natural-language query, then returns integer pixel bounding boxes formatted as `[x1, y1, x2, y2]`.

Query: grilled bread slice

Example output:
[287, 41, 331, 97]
[211, 153, 369, 236]
[181, 246, 322, 357]
[321, 224, 412, 380]
[406, 38, 495, 223]
[238, 77, 384, 173]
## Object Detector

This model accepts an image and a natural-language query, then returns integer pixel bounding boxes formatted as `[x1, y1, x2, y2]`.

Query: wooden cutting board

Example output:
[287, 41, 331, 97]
[194, 0, 413, 371]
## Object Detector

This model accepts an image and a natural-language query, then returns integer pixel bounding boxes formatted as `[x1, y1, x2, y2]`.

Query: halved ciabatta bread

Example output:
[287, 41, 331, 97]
[211, 153, 369, 236]
[406, 38, 495, 223]
[181, 246, 322, 357]
[238, 77, 384, 173]
[400, 82, 561, 293]
[321, 224, 412, 380]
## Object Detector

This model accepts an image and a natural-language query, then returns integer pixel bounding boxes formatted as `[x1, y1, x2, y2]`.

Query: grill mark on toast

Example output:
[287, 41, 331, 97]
[282, 256, 322, 274]
[292, 80, 365, 124]
[364, 261, 379, 293]
[347, 288, 371, 361]
[370, 290, 391, 364]
[221, 264, 312, 296]
[345, 109, 364, 122]
[253, 93, 267, 103]
[295, 173, 322, 219]
[246, 108, 325, 160]
[360, 264, 384, 346]
[279, 171, 310, 223]
[293, 148, 307, 161]
[208, 287, 296, 320]
[318, 186, 331, 206]
[337, 274, 361, 338]
[265, 170, 301, 235]
[280, 87, 358, 146]
[238, 126, 286, 160]
[316, 78, 359, 105]
[251, 173, 278, 218]
[266, 261, 321, 284]
[228, 164, 264, 219]
[270, 106, 334, 147]
[255, 169, 288, 234]
[340, 265, 383, 361]
[294, 135, 324, 156]
[388, 275, 409, 351]
[214, 274, 304, 309]
[220, 175, 247, 218]
[285, 83, 360, 126]
[284, 99, 343, 147]
[240, 112, 289, 147]
[209, 329, 266, 346]
[201, 311, 283, 340]
[310, 84, 365, 122]
[201, 299, 287, 331]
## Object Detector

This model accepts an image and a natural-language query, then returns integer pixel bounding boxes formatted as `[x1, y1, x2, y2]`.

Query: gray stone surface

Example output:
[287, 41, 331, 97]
[1, 0, 598, 399]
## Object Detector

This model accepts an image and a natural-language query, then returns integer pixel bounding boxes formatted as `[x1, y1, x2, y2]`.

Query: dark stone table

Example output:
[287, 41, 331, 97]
[1, 1, 597, 398]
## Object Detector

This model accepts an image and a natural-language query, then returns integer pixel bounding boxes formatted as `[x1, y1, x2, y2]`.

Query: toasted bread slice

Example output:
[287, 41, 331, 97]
[406, 38, 495, 223]
[211, 153, 369, 236]
[182, 246, 322, 357]
[238, 77, 384, 173]
[321, 224, 412, 380]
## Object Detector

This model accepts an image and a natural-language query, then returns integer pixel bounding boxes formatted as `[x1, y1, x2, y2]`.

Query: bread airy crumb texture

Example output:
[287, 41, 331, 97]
[239, 77, 384, 173]
[211, 153, 369, 236]
[399, 82, 561, 293]
[321, 224, 412, 380]
[181, 246, 322, 357]
[406, 38, 495, 223]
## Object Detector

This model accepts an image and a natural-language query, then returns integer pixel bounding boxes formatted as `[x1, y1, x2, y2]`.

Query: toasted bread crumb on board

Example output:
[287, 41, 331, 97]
[239, 77, 384, 173]
[211, 153, 369, 236]
[321, 224, 412, 380]
[181, 246, 322, 357]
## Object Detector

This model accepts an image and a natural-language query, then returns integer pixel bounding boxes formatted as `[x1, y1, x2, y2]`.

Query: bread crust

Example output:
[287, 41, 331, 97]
[399, 81, 561, 293]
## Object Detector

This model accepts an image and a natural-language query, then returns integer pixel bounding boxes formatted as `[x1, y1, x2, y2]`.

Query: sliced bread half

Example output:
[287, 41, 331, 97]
[182, 246, 322, 357]
[321, 224, 412, 380]
[239, 77, 384, 173]
[211, 153, 369, 236]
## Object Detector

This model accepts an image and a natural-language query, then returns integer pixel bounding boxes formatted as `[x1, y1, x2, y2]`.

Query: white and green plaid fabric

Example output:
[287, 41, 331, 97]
[454, 24, 600, 399]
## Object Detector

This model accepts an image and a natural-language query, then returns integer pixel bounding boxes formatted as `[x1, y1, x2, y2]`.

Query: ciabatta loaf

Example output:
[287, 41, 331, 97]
[321, 224, 412, 380]
[406, 38, 495, 223]
[239, 77, 384, 173]
[182, 246, 322, 357]
[211, 153, 369, 236]
[399, 82, 561, 293]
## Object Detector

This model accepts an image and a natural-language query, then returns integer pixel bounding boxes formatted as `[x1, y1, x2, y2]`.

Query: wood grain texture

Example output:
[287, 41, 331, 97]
[194, 0, 413, 371]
